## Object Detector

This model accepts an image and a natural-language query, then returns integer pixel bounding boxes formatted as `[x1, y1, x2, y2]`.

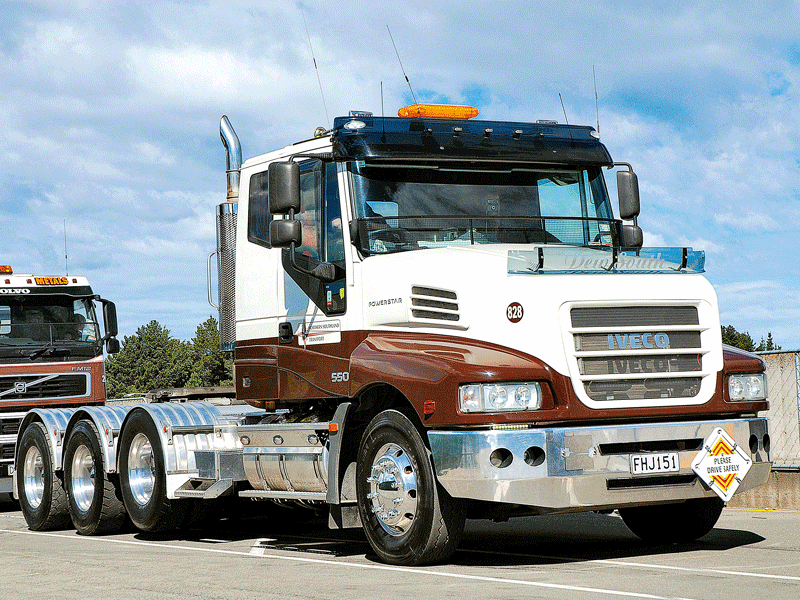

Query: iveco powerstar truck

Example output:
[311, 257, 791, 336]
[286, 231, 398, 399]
[1, 266, 119, 495]
[15, 105, 770, 565]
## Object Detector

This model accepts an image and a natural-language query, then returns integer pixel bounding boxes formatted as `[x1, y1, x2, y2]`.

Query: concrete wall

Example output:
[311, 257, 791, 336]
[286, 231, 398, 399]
[729, 350, 800, 510]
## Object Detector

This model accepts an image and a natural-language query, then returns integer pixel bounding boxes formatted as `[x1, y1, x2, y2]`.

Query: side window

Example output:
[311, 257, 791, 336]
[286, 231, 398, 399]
[0, 306, 10, 336]
[248, 171, 271, 248]
[296, 161, 323, 258]
[325, 162, 345, 263]
[282, 160, 347, 316]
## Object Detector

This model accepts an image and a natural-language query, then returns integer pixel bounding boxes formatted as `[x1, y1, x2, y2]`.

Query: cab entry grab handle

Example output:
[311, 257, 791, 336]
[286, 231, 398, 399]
[207, 249, 219, 309]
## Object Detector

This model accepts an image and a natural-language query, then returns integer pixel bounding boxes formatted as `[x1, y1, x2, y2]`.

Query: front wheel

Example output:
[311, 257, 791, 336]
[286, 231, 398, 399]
[118, 410, 186, 532]
[16, 421, 69, 530]
[619, 497, 725, 543]
[356, 410, 466, 565]
[64, 420, 127, 535]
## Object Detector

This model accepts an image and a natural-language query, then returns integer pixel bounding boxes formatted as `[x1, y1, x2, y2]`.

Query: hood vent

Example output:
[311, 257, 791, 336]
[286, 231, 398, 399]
[411, 286, 460, 322]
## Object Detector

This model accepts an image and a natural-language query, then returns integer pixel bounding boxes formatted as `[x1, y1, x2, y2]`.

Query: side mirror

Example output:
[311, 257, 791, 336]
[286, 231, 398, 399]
[269, 219, 302, 248]
[106, 337, 120, 354]
[102, 301, 118, 338]
[617, 168, 640, 220]
[268, 161, 301, 214]
[622, 224, 643, 249]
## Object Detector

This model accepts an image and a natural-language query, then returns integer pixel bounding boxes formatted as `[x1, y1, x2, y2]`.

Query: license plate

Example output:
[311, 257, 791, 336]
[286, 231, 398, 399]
[630, 452, 680, 475]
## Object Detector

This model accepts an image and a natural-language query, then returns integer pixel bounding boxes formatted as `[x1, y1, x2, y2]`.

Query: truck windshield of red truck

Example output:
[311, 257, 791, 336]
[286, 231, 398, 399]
[0, 295, 101, 358]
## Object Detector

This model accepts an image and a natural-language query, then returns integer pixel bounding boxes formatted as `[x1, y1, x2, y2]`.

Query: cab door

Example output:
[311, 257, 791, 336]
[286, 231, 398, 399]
[277, 159, 351, 401]
[234, 167, 281, 407]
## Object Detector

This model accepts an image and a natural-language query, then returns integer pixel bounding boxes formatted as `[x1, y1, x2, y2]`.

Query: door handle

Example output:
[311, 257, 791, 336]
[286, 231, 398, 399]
[278, 322, 294, 344]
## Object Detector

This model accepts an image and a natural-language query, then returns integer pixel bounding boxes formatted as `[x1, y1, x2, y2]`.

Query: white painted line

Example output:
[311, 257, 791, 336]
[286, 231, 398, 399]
[463, 548, 800, 582]
[0, 528, 695, 600]
[181, 527, 800, 584]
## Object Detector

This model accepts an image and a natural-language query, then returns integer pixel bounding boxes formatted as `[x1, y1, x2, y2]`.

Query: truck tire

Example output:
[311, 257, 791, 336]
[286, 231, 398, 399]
[16, 421, 70, 530]
[64, 420, 127, 535]
[356, 410, 466, 565]
[118, 410, 186, 532]
[619, 497, 725, 543]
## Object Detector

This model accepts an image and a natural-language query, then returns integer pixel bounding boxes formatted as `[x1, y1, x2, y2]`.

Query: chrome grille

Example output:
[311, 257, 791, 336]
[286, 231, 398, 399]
[0, 417, 22, 436]
[569, 305, 710, 404]
[0, 373, 89, 402]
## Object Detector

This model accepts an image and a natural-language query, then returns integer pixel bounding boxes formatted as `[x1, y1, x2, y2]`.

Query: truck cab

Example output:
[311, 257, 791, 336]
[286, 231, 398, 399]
[0, 267, 118, 493]
[213, 106, 769, 563]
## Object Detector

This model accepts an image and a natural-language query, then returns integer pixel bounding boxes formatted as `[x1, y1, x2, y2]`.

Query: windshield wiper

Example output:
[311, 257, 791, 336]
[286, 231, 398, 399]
[25, 346, 72, 361]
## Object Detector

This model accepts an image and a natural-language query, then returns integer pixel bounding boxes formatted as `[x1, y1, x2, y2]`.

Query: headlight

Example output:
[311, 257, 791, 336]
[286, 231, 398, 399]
[459, 382, 542, 413]
[728, 373, 767, 401]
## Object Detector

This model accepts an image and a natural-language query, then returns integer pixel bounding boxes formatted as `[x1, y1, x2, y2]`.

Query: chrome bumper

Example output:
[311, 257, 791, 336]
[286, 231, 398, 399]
[427, 418, 770, 512]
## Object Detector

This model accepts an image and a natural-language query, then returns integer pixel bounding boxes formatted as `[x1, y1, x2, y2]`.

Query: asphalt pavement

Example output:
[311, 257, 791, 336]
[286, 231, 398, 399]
[1, 501, 798, 600]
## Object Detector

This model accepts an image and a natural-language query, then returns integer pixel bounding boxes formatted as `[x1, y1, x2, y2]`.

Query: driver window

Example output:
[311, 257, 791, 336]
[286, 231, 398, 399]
[0, 306, 10, 336]
[325, 162, 345, 262]
[282, 160, 346, 316]
[297, 162, 323, 258]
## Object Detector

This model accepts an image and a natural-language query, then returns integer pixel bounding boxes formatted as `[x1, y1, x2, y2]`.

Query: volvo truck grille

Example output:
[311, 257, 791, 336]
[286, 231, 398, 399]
[0, 373, 89, 402]
[568, 305, 712, 406]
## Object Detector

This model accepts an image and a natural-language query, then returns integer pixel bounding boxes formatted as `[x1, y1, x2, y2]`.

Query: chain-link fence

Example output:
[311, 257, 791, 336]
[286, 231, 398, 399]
[759, 350, 800, 469]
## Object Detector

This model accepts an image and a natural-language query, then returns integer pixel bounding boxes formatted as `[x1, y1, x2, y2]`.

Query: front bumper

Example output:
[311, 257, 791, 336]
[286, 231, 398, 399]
[428, 417, 770, 512]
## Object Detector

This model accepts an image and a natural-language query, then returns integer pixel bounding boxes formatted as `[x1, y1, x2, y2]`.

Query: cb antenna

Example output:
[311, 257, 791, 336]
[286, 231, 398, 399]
[593, 65, 600, 134]
[63, 219, 69, 276]
[301, 7, 330, 129]
[558, 92, 569, 125]
[387, 25, 418, 106]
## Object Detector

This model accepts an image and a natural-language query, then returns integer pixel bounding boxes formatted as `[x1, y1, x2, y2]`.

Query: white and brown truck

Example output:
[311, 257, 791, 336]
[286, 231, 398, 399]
[15, 105, 770, 565]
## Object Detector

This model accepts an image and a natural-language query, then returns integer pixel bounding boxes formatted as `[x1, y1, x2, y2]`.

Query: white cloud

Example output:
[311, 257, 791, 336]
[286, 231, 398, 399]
[1, 0, 799, 348]
[713, 211, 779, 231]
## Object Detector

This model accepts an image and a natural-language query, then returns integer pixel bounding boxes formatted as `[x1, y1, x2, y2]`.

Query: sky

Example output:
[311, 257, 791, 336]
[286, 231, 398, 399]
[2, 1, 799, 348]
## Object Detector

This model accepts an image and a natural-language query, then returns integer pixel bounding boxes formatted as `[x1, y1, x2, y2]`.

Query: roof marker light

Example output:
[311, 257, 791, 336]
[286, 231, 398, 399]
[344, 120, 367, 131]
[397, 104, 479, 119]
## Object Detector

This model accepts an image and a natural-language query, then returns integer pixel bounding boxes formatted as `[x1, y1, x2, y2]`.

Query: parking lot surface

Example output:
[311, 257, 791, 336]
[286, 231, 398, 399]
[1, 503, 798, 599]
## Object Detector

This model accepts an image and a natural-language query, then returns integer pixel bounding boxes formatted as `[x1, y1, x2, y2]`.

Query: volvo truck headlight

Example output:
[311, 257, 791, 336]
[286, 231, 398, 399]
[728, 373, 767, 401]
[459, 382, 542, 413]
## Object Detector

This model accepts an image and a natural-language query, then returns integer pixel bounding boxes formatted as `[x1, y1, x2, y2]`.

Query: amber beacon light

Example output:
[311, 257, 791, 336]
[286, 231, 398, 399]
[398, 104, 480, 119]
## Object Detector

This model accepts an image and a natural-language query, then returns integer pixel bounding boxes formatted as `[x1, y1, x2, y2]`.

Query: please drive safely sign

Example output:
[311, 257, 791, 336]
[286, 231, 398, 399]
[692, 427, 753, 502]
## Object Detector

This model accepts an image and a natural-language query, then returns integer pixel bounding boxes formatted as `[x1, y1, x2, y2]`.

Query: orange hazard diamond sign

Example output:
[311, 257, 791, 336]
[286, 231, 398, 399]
[692, 427, 752, 502]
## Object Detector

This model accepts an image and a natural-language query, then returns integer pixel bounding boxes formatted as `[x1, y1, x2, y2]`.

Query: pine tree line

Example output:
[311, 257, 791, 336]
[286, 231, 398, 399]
[721, 325, 781, 353]
[105, 316, 233, 399]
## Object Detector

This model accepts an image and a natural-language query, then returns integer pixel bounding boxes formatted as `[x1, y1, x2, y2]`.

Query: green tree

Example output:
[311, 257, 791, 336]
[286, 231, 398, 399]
[187, 316, 233, 387]
[720, 325, 755, 352]
[105, 320, 194, 398]
[755, 332, 781, 352]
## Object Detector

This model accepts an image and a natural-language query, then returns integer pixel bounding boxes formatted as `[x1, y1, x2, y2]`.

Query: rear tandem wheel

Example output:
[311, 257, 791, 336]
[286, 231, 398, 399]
[63, 419, 127, 535]
[16, 421, 70, 530]
[118, 409, 187, 532]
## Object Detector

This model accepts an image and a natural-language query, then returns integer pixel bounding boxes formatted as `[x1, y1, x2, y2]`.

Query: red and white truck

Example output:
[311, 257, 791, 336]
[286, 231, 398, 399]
[1, 266, 119, 496]
[15, 105, 771, 565]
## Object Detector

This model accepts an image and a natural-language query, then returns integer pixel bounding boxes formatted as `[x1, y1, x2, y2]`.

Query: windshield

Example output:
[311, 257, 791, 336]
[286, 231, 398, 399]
[350, 162, 617, 254]
[0, 295, 101, 357]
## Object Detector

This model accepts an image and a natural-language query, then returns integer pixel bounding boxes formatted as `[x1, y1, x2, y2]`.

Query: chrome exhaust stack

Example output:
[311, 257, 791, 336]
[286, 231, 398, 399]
[220, 115, 242, 202]
[212, 116, 241, 350]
